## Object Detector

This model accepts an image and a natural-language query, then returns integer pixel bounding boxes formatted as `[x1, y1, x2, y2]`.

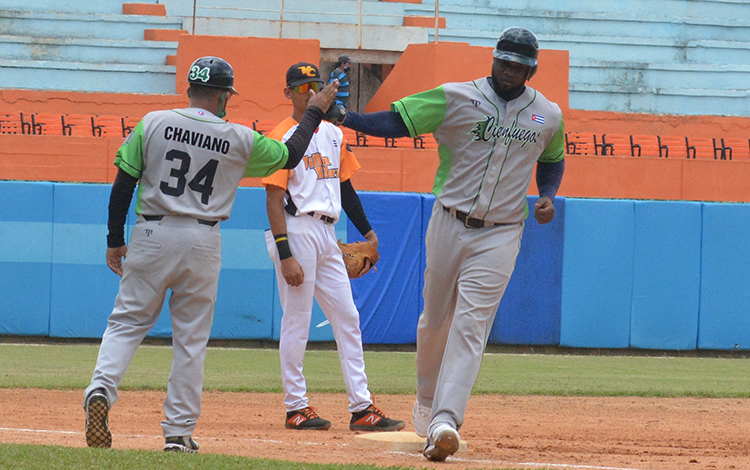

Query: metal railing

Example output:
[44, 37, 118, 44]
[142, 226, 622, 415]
[190, 0, 442, 47]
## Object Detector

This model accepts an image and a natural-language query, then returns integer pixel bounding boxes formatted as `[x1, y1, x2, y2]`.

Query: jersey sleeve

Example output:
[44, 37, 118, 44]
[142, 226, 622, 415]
[538, 117, 566, 163]
[113, 119, 145, 178]
[261, 169, 290, 189]
[390, 86, 448, 138]
[338, 139, 360, 183]
[244, 132, 289, 178]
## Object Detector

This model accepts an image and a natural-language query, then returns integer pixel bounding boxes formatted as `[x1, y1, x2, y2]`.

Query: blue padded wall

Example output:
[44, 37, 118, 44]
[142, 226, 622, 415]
[629, 201, 701, 350]
[560, 199, 634, 348]
[0, 181, 54, 335]
[350, 192, 423, 344]
[491, 196, 565, 345]
[49, 183, 119, 338]
[699, 203, 750, 350]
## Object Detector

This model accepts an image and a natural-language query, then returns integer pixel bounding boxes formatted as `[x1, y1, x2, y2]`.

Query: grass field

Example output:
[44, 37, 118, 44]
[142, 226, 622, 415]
[2, 341, 750, 469]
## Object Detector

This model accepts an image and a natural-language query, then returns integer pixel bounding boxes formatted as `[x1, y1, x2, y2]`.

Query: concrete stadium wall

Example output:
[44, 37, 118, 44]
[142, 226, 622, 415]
[2, 180, 750, 351]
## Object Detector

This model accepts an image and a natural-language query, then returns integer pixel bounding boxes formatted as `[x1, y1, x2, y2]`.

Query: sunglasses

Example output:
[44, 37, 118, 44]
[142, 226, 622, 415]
[291, 82, 321, 94]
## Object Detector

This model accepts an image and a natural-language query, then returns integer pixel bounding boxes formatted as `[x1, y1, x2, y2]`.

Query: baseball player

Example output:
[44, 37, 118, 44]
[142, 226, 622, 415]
[83, 56, 338, 452]
[332, 27, 565, 460]
[262, 62, 405, 432]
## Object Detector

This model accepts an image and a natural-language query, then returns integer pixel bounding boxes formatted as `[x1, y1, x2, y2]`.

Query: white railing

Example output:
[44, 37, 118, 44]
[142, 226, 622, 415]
[190, 0, 442, 47]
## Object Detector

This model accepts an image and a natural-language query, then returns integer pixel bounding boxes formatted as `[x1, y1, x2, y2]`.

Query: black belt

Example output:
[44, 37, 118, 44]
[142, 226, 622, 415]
[308, 212, 335, 225]
[442, 205, 497, 228]
[143, 215, 218, 227]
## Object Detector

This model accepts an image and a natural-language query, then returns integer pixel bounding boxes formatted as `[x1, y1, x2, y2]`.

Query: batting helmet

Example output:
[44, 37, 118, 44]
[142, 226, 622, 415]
[187, 56, 239, 95]
[493, 27, 539, 69]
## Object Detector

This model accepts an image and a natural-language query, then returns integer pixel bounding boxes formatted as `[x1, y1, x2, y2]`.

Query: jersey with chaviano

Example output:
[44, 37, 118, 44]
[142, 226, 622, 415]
[115, 108, 292, 221]
[392, 79, 565, 224]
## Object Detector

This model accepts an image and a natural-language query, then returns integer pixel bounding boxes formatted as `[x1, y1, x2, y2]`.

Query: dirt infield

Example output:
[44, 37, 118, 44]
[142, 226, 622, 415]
[1, 389, 748, 470]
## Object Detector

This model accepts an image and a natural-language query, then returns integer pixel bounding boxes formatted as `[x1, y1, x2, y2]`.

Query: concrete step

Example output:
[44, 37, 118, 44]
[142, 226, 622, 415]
[0, 10, 184, 41]
[570, 83, 750, 117]
[0, 59, 176, 94]
[161, 0, 406, 26]
[0, 35, 176, 65]
[438, 29, 750, 66]
[0, 0, 125, 15]
[407, 4, 750, 43]
[430, 0, 750, 21]
[569, 59, 750, 93]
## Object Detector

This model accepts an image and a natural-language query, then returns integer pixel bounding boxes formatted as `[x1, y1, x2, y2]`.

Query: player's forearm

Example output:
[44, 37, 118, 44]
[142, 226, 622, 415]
[107, 168, 138, 248]
[340, 179, 373, 236]
[342, 111, 411, 138]
[536, 159, 565, 200]
[283, 106, 324, 169]
[266, 186, 293, 260]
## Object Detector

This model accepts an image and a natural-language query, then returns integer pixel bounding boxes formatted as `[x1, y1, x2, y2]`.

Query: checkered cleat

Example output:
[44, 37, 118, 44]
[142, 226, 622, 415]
[164, 436, 200, 453]
[84, 388, 112, 448]
[285, 407, 332, 430]
[349, 405, 406, 432]
[423, 423, 460, 461]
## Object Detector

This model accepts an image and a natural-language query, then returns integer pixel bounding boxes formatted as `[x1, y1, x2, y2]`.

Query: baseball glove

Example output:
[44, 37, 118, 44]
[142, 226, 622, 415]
[338, 240, 379, 279]
[323, 102, 347, 125]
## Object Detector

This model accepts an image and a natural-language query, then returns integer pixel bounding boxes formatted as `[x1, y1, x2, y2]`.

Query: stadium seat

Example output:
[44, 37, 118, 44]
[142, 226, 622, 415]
[92, 115, 129, 138]
[31, 113, 68, 136]
[565, 132, 598, 155]
[657, 135, 690, 158]
[718, 137, 750, 160]
[629, 134, 663, 157]
[61, 114, 96, 137]
[684, 136, 721, 159]
[0, 113, 26, 135]
[601, 133, 634, 156]
[121, 116, 141, 136]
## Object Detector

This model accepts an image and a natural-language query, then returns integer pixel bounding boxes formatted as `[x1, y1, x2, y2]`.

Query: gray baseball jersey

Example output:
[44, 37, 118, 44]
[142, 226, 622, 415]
[115, 108, 291, 220]
[392, 78, 564, 223]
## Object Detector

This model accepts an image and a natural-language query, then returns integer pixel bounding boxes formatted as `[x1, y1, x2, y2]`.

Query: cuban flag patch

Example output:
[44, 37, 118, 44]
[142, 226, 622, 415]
[531, 114, 545, 124]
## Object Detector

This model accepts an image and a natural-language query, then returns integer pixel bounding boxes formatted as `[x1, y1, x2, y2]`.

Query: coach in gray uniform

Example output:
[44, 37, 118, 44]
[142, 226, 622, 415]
[82, 56, 338, 453]
[332, 27, 565, 461]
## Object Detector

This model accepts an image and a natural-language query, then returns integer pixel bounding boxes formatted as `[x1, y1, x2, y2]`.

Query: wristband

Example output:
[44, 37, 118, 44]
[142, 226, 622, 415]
[274, 233, 293, 260]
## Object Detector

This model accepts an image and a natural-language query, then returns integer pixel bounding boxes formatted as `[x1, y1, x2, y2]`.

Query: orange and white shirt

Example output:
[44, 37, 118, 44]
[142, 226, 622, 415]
[262, 117, 360, 224]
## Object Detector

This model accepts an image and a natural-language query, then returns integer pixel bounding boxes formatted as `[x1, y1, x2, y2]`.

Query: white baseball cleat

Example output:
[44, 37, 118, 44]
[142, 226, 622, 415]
[423, 423, 460, 461]
[412, 400, 431, 438]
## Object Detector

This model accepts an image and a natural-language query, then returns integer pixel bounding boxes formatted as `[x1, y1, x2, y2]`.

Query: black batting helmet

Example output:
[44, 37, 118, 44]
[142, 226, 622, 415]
[187, 56, 239, 94]
[494, 27, 539, 72]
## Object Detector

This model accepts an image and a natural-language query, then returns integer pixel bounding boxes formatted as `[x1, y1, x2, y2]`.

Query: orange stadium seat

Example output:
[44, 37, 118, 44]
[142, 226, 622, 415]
[601, 133, 634, 156]
[121, 116, 141, 136]
[30, 113, 66, 135]
[0, 113, 26, 135]
[685, 136, 721, 159]
[629, 134, 663, 157]
[565, 132, 598, 155]
[718, 138, 750, 160]
[92, 115, 129, 138]
[415, 134, 439, 149]
[657, 135, 689, 158]
[61, 114, 96, 137]
[251, 119, 279, 136]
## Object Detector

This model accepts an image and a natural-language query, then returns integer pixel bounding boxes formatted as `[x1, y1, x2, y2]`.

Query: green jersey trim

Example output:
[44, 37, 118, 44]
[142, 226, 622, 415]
[114, 120, 145, 179]
[538, 117, 566, 163]
[391, 86, 447, 137]
[246, 132, 288, 177]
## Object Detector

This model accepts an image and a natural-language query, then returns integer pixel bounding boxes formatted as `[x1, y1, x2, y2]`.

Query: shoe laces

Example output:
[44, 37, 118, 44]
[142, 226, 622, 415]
[364, 404, 387, 418]
[298, 407, 321, 419]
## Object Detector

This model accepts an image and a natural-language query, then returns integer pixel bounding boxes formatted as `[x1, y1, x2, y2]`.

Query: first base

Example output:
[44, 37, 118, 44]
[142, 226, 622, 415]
[353, 431, 467, 453]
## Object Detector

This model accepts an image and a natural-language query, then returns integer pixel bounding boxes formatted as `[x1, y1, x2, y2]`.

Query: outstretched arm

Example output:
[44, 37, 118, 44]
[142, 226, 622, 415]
[342, 110, 411, 138]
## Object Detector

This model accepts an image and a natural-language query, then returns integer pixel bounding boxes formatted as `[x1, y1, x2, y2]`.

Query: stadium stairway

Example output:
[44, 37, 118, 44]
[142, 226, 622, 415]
[0, 0, 182, 94]
[404, 0, 750, 117]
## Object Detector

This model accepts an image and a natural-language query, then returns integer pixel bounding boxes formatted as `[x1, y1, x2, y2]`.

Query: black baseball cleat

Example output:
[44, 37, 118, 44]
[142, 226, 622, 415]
[285, 407, 332, 430]
[349, 404, 406, 432]
[84, 388, 112, 448]
[164, 436, 200, 453]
